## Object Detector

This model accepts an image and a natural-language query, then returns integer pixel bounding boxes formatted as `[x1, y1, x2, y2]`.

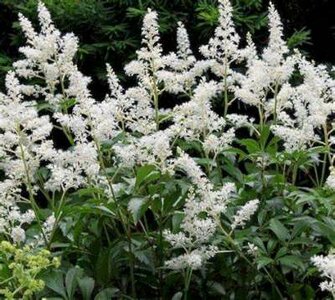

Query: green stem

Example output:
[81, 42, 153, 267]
[47, 189, 67, 249]
[153, 78, 160, 131]
[93, 137, 136, 297]
[258, 105, 264, 131]
[273, 83, 279, 125]
[127, 221, 136, 298]
[321, 124, 330, 184]
[223, 60, 229, 118]
[217, 221, 284, 299]
[183, 268, 193, 300]
[149, 56, 160, 131]
[291, 162, 299, 185]
[17, 129, 48, 245]
[0, 276, 15, 286]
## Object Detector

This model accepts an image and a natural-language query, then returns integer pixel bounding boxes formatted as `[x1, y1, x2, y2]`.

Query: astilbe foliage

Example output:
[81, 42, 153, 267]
[0, 0, 335, 299]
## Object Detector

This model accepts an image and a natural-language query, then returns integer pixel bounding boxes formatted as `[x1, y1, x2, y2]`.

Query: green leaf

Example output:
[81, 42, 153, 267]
[95, 249, 110, 285]
[94, 205, 116, 217]
[238, 138, 260, 154]
[269, 218, 290, 242]
[172, 292, 183, 300]
[94, 288, 119, 300]
[0, 263, 10, 280]
[251, 237, 266, 253]
[44, 271, 67, 299]
[256, 256, 273, 269]
[172, 212, 184, 232]
[259, 125, 271, 149]
[60, 98, 77, 111]
[65, 267, 82, 300]
[78, 277, 95, 300]
[278, 255, 305, 270]
[221, 157, 244, 183]
[135, 165, 160, 188]
[275, 247, 288, 259]
[315, 220, 335, 245]
[128, 197, 150, 223]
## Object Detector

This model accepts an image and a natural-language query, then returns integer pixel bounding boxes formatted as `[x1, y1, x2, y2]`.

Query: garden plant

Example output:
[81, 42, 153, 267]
[0, 0, 335, 299]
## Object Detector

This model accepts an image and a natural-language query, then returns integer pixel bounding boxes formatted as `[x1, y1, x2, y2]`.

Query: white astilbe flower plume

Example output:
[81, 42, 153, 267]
[231, 199, 259, 230]
[325, 167, 335, 190]
[113, 131, 173, 173]
[234, 3, 294, 111]
[0, 195, 35, 244]
[164, 246, 218, 270]
[271, 53, 335, 152]
[0, 71, 53, 187]
[125, 8, 164, 87]
[138, 8, 163, 64]
[200, 0, 240, 63]
[123, 8, 167, 133]
[171, 80, 235, 143]
[164, 151, 236, 270]
[240, 32, 257, 64]
[158, 22, 202, 94]
[311, 254, 335, 297]
[14, 2, 106, 192]
[15, 2, 79, 106]
[44, 142, 100, 192]
[176, 22, 194, 62]
[262, 3, 288, 66]
[199, 0, 242, 101]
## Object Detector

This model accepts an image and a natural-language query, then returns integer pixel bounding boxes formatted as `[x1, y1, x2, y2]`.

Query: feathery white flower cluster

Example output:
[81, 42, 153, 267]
[31, 214, 56, 247]
[233, 3, 294, 111]
[15, 2, 79, 107]
[159, 22, 209, 94]
[113, 131, 173, 173]
[0, 199, 35, 244]
[0, 71, 52, 185]
[0, 70, 52, 244]
[200, 0, 240, 71]
[231, 199, 260, 230]
[123, 9, 162, 133]
[325, 167, 335, 191]
[271, 54, 335, 151]
[231, 3, 334, 152]
[14, 1, 106, 192]
[164, 151, 237, 270]
[311, 254, 335, 296]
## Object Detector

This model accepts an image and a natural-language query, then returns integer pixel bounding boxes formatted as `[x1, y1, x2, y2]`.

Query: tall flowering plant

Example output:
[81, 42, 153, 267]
[0, 1, 334, 299]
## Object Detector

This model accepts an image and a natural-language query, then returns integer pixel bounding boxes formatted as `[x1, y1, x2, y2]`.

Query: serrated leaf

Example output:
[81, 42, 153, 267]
[44, 271, 67, 299]
[269, 218, 290, 242]
[128, 197, 149, 223]
[238, 138, 260, 154]
[135, 165, 160, 188]
[257, 256, 273, 269]
[278, 255, 304, 270]
[94, 205, 116, 217]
